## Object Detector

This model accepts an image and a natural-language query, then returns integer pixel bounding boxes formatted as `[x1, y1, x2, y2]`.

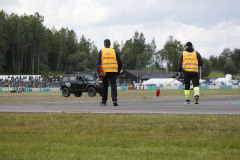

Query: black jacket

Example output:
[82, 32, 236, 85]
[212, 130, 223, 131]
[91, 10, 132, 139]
[178, 47, 203, 72]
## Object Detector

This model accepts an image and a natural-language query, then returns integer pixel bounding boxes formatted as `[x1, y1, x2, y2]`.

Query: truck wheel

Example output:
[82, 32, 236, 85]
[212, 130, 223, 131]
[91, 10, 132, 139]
[74, 92, 82, 97]
[88, 86, 96, 97]
[62, 88, 70, 97]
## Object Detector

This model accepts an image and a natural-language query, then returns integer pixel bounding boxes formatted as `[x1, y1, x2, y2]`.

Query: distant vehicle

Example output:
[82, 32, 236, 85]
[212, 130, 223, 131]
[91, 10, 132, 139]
[60, 72, 103, 97]
[231, 80, 239, 85]
[236, 77, 240, 83]
[202, 80, 213, 85]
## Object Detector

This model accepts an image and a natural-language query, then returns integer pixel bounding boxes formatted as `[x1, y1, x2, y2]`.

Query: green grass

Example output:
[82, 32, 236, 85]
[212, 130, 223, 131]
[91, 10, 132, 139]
[207, 71, 225, 79]
[0, 89, 240, 104]
[207, 71, 240, 79]
[0, 113, 240, 160]
[0, 89, 240, 103]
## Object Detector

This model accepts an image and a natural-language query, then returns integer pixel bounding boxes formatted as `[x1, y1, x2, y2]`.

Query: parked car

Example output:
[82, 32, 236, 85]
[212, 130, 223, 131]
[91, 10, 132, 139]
[60, 72, 103, 97]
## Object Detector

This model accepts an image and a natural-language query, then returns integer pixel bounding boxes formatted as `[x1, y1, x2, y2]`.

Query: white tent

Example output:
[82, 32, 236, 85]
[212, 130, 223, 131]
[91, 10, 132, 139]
[215, 74, 232, 85]
[142, 78, 182, 86]
[199, 79, 206, 84]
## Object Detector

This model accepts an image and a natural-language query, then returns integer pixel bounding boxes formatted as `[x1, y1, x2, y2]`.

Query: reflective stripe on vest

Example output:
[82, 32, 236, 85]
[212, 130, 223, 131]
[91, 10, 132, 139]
[101, 48, 118, 72]
[182, 51, 199, 72]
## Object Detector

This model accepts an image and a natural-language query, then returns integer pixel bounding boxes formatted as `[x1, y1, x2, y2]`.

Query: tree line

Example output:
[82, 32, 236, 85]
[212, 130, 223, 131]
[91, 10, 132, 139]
[0, 11, 98, 75]
[0, 10, 239, 78]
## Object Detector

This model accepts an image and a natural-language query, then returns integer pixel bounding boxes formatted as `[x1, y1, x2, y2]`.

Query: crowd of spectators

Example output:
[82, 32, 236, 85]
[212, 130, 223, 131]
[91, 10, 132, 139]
[0, 75, 62, 88]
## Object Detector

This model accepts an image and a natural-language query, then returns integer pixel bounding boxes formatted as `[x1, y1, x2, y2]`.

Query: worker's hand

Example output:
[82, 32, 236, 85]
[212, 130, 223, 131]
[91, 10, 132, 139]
[178, 72, 182, 76]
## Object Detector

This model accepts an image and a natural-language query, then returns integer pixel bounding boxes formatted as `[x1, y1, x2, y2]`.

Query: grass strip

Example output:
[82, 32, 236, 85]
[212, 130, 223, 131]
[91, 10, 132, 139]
[0, 113, 240, 160]
[0, 89, 240, 103]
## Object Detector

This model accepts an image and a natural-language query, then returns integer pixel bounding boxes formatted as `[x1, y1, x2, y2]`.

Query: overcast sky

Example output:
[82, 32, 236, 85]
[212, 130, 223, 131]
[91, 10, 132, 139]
[1, 0, 240, 58]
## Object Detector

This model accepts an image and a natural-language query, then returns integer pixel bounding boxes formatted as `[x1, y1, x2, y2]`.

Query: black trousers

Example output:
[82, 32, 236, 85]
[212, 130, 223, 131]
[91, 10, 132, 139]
[101, 72, 118, 103]
[183, 71, 199, 90]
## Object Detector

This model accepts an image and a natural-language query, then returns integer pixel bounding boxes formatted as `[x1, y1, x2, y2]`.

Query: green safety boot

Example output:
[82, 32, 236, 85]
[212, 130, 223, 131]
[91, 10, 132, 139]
[185, 100, 190, 104]
[194, 96, 199, 104]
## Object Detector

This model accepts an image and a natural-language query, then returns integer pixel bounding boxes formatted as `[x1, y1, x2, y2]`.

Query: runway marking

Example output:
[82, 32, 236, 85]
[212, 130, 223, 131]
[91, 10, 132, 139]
[228, 101, 240, 104]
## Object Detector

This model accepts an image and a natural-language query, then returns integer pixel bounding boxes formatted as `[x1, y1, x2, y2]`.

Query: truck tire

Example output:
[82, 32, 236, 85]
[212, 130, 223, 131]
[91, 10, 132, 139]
[62, 87, 70, 97]
[74, 92, 82, 97]
[87, 86, 96, 97]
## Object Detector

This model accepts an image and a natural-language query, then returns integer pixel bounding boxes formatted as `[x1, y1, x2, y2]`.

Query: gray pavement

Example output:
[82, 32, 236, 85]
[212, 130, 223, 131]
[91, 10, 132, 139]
[0, 97, 240, 114]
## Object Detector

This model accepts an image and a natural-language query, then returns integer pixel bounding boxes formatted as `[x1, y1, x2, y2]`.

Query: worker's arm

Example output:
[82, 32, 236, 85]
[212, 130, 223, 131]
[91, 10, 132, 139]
[115, 50, 122, 74]
[96, 50, 102, 75]
[178, 53, 183, 72]
[196, 52, 203, 67]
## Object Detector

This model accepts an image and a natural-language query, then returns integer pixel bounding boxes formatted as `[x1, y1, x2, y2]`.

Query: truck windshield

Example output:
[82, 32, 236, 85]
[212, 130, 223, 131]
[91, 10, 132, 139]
[84, 75, 95, 81]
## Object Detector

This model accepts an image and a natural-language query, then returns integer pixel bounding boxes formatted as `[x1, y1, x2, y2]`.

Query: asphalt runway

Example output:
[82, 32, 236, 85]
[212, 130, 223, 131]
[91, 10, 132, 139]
[0, 96, 240, 114]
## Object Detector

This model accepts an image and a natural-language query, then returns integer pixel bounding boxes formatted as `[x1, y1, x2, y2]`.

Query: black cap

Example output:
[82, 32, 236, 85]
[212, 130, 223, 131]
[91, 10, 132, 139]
[186, 42, 192, 47]
[104, 39, 111, 47]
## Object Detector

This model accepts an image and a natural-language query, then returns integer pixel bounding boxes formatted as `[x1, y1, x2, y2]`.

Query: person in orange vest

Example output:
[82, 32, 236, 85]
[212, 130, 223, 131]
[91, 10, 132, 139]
[96, 39, 122, 106]
[178, 42, 203, 104]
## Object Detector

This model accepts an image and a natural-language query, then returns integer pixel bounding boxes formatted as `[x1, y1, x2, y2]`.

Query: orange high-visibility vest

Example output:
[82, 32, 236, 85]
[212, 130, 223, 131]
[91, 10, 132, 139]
[101, 48, 118, 72]
[182, 51, 199, 72]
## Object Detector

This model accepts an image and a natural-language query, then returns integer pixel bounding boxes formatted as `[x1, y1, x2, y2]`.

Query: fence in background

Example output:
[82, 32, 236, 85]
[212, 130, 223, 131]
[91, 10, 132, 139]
[0, 87, 60, 92]
[135, 85, 240, 90]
